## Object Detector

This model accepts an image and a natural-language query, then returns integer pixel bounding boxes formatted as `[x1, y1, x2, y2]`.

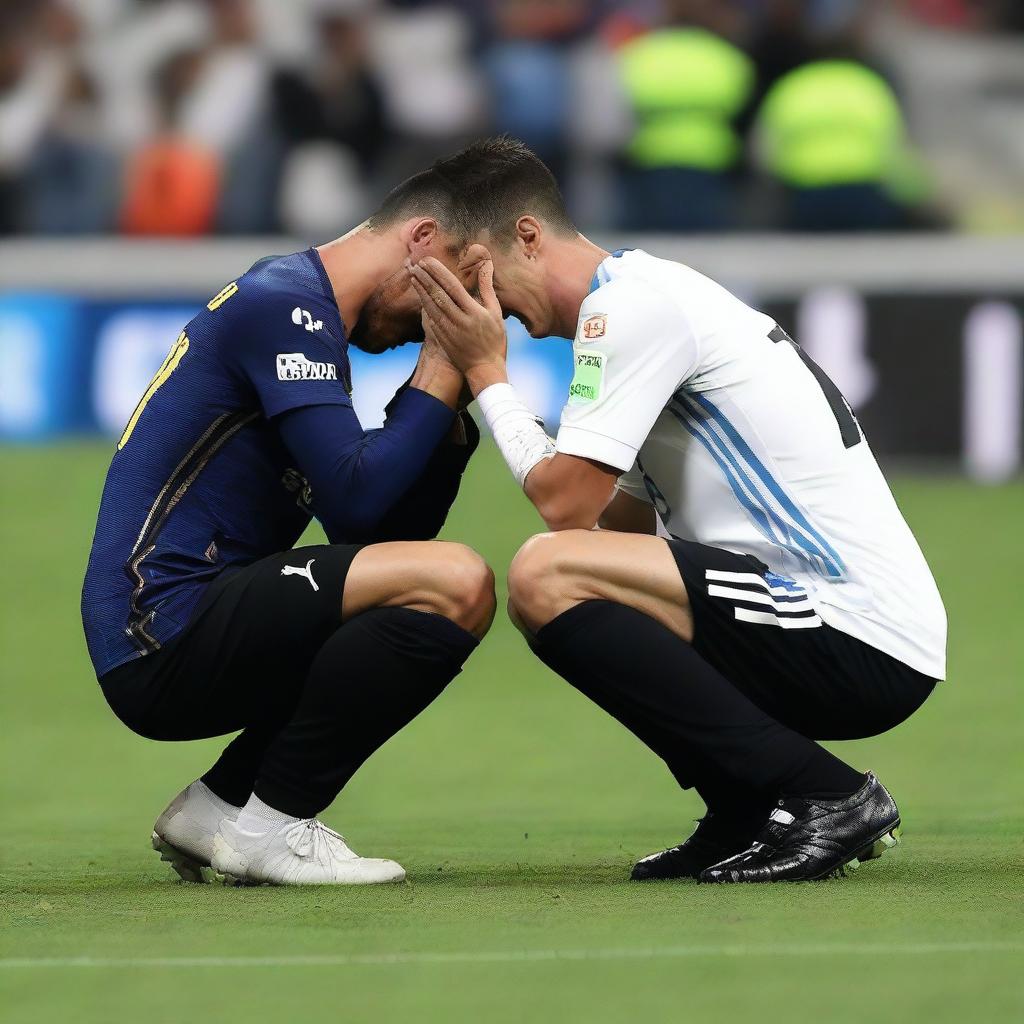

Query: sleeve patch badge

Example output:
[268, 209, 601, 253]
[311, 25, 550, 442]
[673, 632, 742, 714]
[568, 350, 605, 404]
[277, 353, 338, 381]
[580, 313, 607, 341]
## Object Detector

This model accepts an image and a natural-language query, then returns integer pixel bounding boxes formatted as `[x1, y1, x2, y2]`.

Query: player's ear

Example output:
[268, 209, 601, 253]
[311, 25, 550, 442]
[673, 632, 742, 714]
[516, 216, 542, 261]
[404, 217, 438, 258]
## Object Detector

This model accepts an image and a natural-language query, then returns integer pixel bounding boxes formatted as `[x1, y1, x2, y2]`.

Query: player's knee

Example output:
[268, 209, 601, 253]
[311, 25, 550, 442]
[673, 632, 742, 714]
[429, 544, 496, 639]
[507, 531, 588, 633]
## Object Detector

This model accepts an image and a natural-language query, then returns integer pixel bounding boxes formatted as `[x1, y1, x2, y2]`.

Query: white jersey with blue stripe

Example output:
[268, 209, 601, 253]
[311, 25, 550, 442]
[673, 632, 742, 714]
[556, 248, 947, 680]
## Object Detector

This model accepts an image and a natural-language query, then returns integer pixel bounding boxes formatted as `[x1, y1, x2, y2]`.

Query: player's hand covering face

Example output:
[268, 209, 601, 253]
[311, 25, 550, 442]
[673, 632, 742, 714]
[349, 219, 468, 354]
[409, 249, 508, 376]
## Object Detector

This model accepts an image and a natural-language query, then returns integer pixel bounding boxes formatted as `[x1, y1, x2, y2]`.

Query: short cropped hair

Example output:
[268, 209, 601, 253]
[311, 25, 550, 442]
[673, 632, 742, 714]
[367, 136, 576, 242]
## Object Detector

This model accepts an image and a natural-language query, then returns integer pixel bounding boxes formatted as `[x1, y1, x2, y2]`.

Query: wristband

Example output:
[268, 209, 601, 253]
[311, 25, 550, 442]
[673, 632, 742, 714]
[476, 382, 556, 487]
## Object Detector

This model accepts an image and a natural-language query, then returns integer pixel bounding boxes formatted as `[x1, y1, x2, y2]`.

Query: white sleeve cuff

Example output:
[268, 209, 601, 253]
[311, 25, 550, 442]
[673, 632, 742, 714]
[556, 424, 637, 473]
[477, 382, 556, 487]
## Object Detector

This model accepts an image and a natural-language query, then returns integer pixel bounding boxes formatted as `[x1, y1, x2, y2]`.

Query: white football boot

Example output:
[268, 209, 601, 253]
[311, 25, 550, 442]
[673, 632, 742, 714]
[211, 813, 406, 886]
[151, 780, 241, 883]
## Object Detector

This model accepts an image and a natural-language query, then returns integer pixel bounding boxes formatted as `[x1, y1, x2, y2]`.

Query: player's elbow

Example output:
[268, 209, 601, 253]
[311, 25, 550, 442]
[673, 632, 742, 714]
[318, 498, 388, 543]
[542, 509, 597, 533]
[527, 473, 591, 532]
[314, 448, 400, 539]
[525, 456, 614, 533]
[534, 491, 600, 533]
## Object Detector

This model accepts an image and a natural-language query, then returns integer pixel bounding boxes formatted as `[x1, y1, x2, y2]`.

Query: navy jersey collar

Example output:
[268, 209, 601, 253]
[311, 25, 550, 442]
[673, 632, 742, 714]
[308, 247, 348, 340]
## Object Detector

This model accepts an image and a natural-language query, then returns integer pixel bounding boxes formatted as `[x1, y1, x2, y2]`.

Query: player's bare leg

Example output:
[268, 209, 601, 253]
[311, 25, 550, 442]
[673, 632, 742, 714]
[342, 540, 496, 638]
[506, 529, 692, 641]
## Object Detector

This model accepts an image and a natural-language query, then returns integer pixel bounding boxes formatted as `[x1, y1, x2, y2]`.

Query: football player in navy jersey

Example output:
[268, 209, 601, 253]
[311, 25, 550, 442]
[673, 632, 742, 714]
[82, 166, 498, 886]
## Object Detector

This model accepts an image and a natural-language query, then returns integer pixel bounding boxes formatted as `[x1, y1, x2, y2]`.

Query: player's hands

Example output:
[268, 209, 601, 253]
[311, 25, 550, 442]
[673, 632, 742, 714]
[407, 339, 472, 443]
[421, 333, 475, 409]
[409, 251, 508, 395]
[456, 242, 493, 292]
[409, 332, 464, 411]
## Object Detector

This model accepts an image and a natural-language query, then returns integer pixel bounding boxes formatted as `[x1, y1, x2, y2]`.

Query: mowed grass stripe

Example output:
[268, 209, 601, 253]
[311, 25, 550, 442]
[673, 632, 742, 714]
[3, 941, 1022, 969]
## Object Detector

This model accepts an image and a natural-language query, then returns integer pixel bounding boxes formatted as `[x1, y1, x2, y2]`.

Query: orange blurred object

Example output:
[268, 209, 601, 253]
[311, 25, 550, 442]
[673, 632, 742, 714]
[600, 11, 650, 49]
[120, 139, 222, 236]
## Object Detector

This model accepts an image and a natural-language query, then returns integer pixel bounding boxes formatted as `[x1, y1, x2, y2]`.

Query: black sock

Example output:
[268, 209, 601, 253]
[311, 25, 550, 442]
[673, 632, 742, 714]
[694, 777, 774, 834]
[532, 600, 863, 799]
[202, 724, 289, 808]
[202, 682, 306, 807]
[253, 607, 478, 818]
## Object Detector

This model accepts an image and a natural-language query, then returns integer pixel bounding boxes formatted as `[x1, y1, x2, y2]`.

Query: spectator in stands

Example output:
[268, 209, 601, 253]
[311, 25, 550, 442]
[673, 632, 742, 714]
[24, 2, 119, 233]
[271, 0, 389, 237]
[753, 40, 923, 231]
[27, 63, 120, 233]
[0, 3, 61, 233]
[367, 0, 483, 191]
[177, 0, 270, 158]
[119, 49, 221, 236]
[271, 1, 389, 176]
[476, 0, 602, 183]
[614, 0, 755, 231]
[189, 0, 276, 232]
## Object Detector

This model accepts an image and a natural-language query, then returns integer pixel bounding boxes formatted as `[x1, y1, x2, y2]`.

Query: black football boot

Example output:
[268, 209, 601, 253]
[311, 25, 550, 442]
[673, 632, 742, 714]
[700, 773, 902, 884]
[631, 810, 763, 881]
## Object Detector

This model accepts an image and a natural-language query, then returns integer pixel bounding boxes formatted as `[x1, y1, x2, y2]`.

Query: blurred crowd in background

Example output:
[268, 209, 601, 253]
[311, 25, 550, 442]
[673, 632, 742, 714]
[1, 0, 1023, 238]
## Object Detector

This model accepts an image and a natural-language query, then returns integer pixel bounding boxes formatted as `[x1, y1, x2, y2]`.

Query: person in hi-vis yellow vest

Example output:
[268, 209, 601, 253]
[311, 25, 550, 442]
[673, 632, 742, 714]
[756, 59, 927, 231]
[616, 19, 755, 231]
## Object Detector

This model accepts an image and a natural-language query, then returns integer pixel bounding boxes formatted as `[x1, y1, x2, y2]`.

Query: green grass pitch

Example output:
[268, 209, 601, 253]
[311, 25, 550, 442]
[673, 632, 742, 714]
[1, 441, 1022, 1022]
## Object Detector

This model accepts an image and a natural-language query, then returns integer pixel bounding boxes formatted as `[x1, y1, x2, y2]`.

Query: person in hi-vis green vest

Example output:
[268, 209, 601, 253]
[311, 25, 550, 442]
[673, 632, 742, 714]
[616, 17, 755, 231]
[756, 59, 926, 231]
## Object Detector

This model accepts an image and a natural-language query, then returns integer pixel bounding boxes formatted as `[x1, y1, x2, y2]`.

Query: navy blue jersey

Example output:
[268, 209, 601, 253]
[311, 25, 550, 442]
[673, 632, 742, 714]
[82, 249, 361, 677]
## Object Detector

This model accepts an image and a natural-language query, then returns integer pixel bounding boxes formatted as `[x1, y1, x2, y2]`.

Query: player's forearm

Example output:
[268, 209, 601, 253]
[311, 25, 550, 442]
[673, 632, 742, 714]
[408, 346, 464, 411]
[330, 390, 457, 536]
[365, 414, 481, 542]
[465, 361, 509, 396]
[277, 391, 456, 540]
[471, 377, 616, 531]
[524, 454, 617, 532]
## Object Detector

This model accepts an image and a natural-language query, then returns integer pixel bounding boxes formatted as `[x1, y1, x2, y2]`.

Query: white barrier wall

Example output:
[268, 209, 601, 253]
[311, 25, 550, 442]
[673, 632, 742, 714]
[1, 235, 1022, 481]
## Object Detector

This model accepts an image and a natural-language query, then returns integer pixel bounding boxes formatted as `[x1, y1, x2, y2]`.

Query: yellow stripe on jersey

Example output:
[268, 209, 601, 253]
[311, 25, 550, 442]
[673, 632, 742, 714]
[118, 332, 190, 450]
[207, 282, 238, 311]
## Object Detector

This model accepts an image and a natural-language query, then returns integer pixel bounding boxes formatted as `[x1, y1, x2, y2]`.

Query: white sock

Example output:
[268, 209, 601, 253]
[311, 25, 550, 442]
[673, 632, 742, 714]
[191, 779, 241, 819]
[235, 793, 302, 834]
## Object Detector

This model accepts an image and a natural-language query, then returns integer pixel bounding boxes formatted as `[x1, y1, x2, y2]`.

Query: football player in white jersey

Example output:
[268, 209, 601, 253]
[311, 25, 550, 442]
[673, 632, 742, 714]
[411, 138, 946, 884]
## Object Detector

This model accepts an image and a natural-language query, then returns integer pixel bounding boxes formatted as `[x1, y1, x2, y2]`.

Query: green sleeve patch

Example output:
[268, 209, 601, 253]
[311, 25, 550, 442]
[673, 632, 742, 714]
[568, 350, 606, 404]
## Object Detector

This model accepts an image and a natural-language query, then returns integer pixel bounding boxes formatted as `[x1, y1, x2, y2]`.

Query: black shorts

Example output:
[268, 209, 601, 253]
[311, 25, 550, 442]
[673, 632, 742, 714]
[667, 538, 936, 741]
[99, 543, 363, 741]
